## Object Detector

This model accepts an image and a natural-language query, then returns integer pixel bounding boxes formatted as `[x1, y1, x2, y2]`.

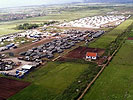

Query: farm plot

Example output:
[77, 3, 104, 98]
[128, 37, 133, 40]
[83, 40, 133, 100]
[88, 18, 133, 49]
[9, 61, 89, 100]
[0, 77, 30, 100]
[64, 46, 105, 59]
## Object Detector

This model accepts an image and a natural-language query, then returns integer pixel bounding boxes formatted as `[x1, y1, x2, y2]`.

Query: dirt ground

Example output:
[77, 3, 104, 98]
[3, 58, 32, 65]
[128, 37, 133, 40]
[56, 26, 94, 31]
[0, 58, 33, 74]
[64, 46, 105, 59]
[0, 77, 30, 100]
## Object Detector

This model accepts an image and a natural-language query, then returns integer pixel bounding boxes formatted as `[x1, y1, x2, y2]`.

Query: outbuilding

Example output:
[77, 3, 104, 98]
[22, 65, 32, 70]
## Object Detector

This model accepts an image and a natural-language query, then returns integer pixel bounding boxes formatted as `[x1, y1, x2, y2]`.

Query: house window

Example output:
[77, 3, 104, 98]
[92, 56, 96, 60]
[86, 56, 91, 59]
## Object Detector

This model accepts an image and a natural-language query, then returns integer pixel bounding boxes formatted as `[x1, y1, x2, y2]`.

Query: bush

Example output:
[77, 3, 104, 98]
[16, 23, 39, 30]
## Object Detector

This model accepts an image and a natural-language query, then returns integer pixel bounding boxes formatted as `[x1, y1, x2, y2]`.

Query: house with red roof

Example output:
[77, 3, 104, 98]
[86, 52, 97, 60]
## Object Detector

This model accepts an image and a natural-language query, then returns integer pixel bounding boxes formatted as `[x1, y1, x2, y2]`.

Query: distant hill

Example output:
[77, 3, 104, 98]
[83, 0, 133, 3]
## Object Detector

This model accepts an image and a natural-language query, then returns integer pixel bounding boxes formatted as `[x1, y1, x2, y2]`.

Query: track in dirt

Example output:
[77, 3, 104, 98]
[0, 77, 30, 100]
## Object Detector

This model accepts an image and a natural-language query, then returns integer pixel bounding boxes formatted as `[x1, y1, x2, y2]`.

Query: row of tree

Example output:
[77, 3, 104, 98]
[103, 23, 133, 57]
[16, 23, 39, 30]
[16, 21, 57, 30]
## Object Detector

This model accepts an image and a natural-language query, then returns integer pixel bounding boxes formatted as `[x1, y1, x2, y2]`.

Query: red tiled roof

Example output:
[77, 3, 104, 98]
[86, 52, 97, 57]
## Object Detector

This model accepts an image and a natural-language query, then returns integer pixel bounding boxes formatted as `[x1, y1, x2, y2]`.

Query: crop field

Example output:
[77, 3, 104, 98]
[128, 37, 133, 40]
[83, 39, 133, 100]
[88, 18, 133, 49]
[0, 77, 30, 100]
[9, 61, 90, 100]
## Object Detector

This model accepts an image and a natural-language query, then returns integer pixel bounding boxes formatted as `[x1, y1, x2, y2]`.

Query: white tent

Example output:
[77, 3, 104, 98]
[22, 65, 32, 70]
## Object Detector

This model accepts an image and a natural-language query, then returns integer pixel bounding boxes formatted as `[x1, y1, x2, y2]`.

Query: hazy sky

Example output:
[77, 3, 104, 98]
[0, 0, 82, 8]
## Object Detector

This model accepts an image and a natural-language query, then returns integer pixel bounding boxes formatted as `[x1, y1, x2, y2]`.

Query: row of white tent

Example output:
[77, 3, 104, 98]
[59, 15, 131, 28]
[19, 29, 59, 38]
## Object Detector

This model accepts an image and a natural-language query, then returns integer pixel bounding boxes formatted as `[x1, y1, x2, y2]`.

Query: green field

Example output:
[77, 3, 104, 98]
[0, 7, 112, 35]
[0, 3, 132, 100]
[0, 24, 22, 36]
[83, 39, 133, 100]
[0, 3, 133, 36]
[9, 61, 89, 100]
[88, 18, 133, 49]
[25, 8, 111, 22]
[129, 29, 133, 37]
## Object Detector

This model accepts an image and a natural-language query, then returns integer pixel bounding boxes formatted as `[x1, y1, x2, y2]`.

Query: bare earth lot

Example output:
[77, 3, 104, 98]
[0, 77, 30, 100]
[64, 46, 105, 59]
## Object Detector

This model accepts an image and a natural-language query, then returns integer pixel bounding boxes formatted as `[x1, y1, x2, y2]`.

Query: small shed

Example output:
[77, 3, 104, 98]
[22, 65, 32, 70]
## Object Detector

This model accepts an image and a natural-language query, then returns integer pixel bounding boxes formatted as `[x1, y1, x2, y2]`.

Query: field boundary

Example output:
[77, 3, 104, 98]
[77, 32, 127, 100]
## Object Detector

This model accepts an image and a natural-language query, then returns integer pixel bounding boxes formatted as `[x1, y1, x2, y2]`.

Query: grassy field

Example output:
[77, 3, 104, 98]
[0, 7, 112, 35]
[88, 18, 133, 49]
[9, 61, 90, 100]
[83, 39, 133, 99]
[17, 10, 100, 22]
[0, 3, 132, 100]
[129, 29, 133, 37]
[0, 3, 132, 36]
[0, 24, 22, 36]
